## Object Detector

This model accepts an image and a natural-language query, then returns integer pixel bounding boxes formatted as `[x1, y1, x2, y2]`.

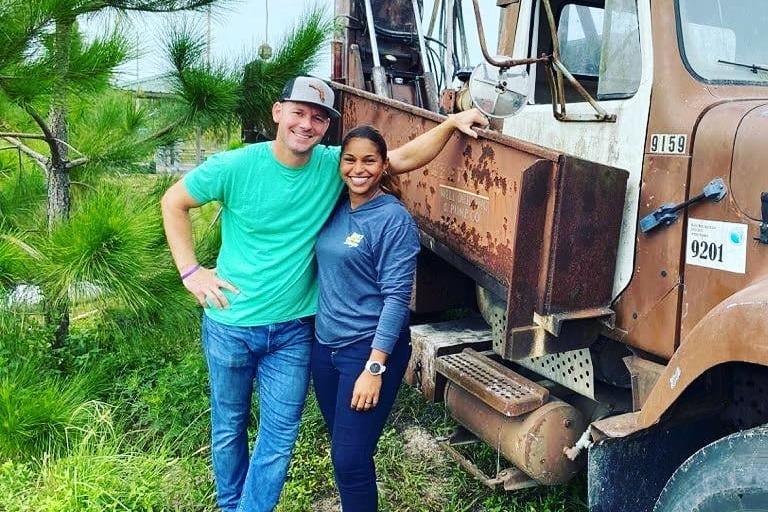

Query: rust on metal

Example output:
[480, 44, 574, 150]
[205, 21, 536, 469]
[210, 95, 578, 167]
[335, 82, 627, 361]
[439, 89, 457, 114]
[406, 318, 493, 402]
[623, 356, 665, 412]
[445, 383, 586, 485]
[613, 155, 689, 359]
[496, 1, 521, 57]
[439, 439, 539, 491]
[537, 156, 627, 315]
[637, 278, 768, 431]
[590, 412, 641, 442]
[679, 100, 768, 345]
[534, 307, 614, 337]
[436, 348, 549, 417]
[614, 0, 768, 364]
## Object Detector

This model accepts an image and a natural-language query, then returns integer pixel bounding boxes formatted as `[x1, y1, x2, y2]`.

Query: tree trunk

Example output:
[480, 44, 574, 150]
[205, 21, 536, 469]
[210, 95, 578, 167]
[47, 161, 70, 226]
[48, 18, 73, 350]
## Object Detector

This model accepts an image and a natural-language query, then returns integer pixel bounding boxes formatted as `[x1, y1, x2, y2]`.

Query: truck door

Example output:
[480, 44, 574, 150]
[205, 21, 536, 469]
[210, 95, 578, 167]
[502, 0, 652, 301]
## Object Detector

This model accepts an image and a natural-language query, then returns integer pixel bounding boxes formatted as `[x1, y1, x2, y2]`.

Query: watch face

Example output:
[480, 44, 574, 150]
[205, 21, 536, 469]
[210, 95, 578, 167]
[369, 362, 381, 374]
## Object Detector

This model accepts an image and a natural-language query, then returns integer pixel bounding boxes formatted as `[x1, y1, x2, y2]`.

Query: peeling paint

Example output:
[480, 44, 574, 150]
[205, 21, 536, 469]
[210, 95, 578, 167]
[669, 366, 681, 389]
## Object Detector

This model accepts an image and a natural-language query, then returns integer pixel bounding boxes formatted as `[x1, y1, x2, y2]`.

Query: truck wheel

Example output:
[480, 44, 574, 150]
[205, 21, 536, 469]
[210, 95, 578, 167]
[653, 426, 768, 512]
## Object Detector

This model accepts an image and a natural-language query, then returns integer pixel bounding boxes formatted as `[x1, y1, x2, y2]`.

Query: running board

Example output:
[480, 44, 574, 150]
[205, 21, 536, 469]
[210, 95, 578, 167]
[436, 348, 549, 417]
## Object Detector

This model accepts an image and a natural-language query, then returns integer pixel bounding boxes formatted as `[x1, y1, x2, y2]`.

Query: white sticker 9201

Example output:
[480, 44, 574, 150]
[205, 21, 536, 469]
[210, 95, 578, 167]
[650, 134, 687, 154]
[686, 218, 748, 274]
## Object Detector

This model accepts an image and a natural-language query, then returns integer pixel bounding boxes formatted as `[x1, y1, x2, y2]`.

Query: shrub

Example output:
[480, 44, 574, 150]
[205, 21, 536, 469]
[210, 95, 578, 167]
[0, 362, 104, 460]
[21, 406, 215, 511]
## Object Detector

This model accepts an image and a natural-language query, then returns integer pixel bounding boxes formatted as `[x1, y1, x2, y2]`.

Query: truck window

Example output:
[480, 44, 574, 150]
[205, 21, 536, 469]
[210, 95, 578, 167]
[532, 0, 641, 103]
[597, 0, 642, 99]
[677, 0, 768, 85]
[558, 4, 604, 77]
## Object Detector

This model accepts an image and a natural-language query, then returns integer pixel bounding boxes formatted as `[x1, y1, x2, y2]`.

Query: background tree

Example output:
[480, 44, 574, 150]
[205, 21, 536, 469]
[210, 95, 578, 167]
[0, 0, 332, 349]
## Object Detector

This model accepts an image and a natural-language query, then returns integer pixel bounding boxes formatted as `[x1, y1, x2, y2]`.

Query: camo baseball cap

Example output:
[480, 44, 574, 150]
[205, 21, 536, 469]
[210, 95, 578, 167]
[279, 76, 340, 119]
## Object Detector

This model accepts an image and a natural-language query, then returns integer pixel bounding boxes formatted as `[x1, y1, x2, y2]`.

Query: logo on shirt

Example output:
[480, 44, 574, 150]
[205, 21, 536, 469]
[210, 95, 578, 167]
[344, 232, 364, 248]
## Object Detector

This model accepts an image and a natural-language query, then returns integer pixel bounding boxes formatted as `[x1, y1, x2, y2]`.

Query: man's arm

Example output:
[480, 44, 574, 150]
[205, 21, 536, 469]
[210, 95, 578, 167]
[387, 108, 489, 174]
[161, 180, 237, 308]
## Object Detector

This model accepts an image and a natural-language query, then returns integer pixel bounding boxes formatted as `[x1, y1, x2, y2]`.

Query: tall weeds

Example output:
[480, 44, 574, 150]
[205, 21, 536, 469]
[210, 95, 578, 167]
[0, 362, 104, 460]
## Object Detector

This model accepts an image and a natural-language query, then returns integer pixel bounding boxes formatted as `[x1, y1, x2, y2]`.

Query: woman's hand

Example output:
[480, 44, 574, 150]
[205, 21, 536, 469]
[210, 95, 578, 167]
[351, 371, 382, 411]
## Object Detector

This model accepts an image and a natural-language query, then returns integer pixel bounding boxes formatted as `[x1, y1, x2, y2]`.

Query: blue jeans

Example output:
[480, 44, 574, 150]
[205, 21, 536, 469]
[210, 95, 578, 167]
[310, 335, 411, 512]
[202, 314, 313, 512]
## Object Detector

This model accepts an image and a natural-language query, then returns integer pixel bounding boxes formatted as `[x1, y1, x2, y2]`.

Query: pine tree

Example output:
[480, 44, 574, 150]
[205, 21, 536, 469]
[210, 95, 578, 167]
[0, 0, 331, 348]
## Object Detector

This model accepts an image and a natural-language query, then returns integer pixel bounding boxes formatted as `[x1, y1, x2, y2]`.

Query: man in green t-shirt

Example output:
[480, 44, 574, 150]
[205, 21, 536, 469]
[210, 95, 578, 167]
[161, 76, 486, 512]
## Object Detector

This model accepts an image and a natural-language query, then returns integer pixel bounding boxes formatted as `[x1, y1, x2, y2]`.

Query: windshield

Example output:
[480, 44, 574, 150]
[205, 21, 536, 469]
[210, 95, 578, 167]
[677, 0, 768, 85]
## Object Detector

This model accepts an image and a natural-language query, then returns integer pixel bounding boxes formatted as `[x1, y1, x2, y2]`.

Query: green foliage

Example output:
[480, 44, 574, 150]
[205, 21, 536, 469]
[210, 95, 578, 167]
[1, 402, 215, 512]
[239, 5, 332, 139]
[68, 90, 164, 179]
[127, 350, 211, 455]
[0, 313, 53, 374]
[279, 391, 334, 510]
[0, 231, 39, 289]
[0, 1, 50, 67]
[163, 21, 241, 130]
[0, 21, 131, 106]
[0, 460, 35, 512]
[0, 301, 587, 511]
[0, 160, 47, 288]
[0, 361, 105, 460]
[0, 157, 47, 231]
[48, 23, 133, 96]
[39, 185, 163, 311]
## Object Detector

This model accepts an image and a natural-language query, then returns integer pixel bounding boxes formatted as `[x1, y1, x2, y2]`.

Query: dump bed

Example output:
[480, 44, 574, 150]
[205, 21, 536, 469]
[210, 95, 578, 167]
[332, 83, 629, 359]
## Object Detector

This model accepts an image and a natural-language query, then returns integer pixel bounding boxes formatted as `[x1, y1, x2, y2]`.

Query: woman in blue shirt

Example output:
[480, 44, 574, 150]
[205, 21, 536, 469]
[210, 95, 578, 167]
[312, 125, 420, 511]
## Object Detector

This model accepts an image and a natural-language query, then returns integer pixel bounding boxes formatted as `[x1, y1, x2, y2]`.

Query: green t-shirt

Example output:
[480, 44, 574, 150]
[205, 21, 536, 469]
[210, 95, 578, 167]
[183, 142, 344, 326]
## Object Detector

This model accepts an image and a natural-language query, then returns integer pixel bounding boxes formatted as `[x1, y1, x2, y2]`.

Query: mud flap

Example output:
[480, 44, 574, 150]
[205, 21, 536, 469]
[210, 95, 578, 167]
[587, 413, 723, 512]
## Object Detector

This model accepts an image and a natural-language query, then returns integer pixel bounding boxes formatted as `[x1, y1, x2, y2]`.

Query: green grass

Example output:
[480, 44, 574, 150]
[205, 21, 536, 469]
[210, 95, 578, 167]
[0, 302, 586, 512]
[0, 362, 105, 460]
[1, 407, 215, 512]
[278, 385, 589, 512]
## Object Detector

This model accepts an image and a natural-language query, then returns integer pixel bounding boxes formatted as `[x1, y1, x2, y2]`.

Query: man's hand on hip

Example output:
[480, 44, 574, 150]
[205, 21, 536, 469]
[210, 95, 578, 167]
[183, 266, 239, 308]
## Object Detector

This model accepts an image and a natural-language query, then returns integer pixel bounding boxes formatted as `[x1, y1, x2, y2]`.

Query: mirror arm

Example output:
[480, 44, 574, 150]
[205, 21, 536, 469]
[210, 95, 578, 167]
[542, 0, 615, 122]
[542, 0, 566, 107]
[544, 57, 565, 120]
[469, 0, 615, 122]
[551, 58, 616, 121]
[471, 0, 547, 68]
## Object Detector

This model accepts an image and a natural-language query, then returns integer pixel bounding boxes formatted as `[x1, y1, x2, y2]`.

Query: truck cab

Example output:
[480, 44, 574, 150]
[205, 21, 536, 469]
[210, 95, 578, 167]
[331, 1, 768, 510]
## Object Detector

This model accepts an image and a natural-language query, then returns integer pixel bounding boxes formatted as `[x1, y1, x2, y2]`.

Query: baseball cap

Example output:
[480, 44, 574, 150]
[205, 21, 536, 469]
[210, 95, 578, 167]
[279, 76, 340, 119]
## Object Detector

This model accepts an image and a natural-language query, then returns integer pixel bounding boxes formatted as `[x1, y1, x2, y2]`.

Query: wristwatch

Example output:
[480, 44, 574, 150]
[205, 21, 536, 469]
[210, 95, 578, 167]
[365, 360, 387, 376]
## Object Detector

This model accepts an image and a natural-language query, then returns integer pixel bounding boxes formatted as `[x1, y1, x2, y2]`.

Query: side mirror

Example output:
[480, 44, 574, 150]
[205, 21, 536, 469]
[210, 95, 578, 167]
[468, 61, 529, 118]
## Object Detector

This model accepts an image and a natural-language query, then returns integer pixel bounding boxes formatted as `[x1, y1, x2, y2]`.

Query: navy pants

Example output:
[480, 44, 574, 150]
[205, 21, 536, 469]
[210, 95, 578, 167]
[310, 335, 411, 512]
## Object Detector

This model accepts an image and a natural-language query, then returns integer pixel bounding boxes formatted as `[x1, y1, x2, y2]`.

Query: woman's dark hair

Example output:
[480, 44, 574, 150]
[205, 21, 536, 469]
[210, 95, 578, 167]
[341, 125, 401, 199]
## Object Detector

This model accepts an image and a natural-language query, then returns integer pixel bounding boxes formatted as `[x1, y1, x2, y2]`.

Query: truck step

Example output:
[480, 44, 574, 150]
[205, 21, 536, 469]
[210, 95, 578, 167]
[436, 348, 549, 417]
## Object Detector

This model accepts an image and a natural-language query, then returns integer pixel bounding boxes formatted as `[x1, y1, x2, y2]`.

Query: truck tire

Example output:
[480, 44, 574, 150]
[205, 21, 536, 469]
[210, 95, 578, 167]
[653, 426, 768, 512]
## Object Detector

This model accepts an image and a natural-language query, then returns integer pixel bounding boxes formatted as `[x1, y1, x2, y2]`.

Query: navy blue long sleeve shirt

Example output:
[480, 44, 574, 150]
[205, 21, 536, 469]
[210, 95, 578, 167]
[315, 194, 420, 354]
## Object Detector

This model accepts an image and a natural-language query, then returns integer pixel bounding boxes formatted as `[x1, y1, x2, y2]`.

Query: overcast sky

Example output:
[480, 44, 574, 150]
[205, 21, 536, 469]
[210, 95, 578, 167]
[82, 0, 500, 84]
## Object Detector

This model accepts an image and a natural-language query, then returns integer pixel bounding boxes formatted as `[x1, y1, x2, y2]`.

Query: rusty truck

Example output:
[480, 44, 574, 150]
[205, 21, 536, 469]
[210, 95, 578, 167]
[326, 0, 768, 510]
